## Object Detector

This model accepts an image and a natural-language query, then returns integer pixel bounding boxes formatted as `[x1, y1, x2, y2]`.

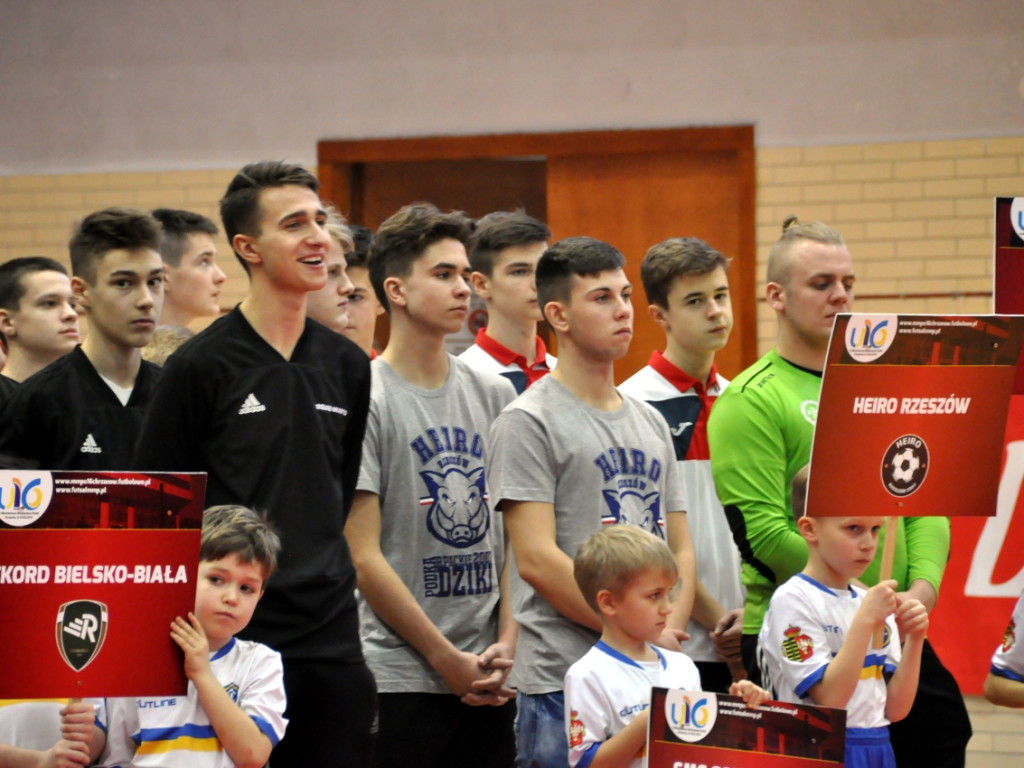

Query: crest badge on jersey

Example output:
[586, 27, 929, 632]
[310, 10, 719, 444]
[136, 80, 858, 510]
[781, 625, 814, 662]
[569, 710, 585, 747]
[56, 599, 108, 672]
[1004, 618, 1017, 653]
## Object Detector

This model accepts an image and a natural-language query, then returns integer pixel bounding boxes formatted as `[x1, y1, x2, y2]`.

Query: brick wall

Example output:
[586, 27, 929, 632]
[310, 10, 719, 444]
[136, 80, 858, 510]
[2, 142, 1024, 758]
[756, 136, 1024, 352]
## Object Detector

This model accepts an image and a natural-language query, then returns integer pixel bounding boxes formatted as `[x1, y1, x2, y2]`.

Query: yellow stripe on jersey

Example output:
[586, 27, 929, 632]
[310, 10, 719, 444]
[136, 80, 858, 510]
[136, 736, 223, 755]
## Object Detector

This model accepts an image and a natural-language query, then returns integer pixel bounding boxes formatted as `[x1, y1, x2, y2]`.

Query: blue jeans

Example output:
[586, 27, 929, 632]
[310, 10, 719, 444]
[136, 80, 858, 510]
[515, 691, 568, 768]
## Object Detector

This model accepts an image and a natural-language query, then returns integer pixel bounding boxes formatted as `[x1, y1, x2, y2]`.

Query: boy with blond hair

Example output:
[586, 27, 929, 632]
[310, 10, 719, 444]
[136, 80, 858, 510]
[566, 525, 767, 768]
[103, 504, 287, 768]
[759, 467, 929, 768]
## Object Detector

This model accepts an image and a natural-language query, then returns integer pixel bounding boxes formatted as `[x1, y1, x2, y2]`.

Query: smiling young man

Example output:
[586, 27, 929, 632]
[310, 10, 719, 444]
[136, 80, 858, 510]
[458, 210, 553, 393]
[0, 208, 164, 469]
[0, 257, 80, 398]
[707, 216, 970, 768]
[345, 203, 518, 767]
[134, 161, 374, 768]
[486, 236, 696, 768]
[150, 208, 227, 328]
[619, 237, 746, 694]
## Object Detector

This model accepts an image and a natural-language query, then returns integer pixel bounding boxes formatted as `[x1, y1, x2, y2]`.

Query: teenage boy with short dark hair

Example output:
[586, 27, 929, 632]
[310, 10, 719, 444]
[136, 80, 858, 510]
[150, 208, 226, 328]
[619, 237, 745, 693]
[0, 256, 79, 397]
[134, 161, 374, 768]
[459, 210, 553, 393]
[0, 208, 164, 469]
[345, 203, 518, 767]
[487, 236, 697, 768]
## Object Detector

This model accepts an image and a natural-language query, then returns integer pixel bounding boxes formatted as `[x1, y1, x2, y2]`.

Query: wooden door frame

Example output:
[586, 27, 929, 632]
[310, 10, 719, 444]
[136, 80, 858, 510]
[318, 126, 757, 370]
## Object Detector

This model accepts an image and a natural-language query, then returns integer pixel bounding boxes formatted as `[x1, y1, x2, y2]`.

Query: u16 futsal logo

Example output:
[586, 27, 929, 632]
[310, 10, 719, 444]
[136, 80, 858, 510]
[845, 314, 897, 362]
[665, 690, 718, 743]
[0, 471, 53, 527]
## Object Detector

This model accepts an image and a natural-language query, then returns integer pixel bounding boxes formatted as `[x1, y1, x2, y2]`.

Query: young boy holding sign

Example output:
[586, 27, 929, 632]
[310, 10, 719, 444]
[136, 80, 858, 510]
[103, 505, 287, 768]
[564, 525, 767, 768]
[758, 466, 929, 768]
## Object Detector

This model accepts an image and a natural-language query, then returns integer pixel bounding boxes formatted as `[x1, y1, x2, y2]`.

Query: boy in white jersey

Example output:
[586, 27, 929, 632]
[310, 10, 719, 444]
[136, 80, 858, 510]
[984, 587, 1024, 707]
[459, 210, 553, 393]
[619, 237, 745, 693]
[565, 525, 767, 768]
[345, 203, 518, 767]
[759, 467, 928, 768]
[103, 505, 287, 768]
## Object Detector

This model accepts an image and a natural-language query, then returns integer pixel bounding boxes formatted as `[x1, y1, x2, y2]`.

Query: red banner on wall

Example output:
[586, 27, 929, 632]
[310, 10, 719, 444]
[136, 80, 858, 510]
[928, 197, 1024, 694]
[0, 471, 205, 698]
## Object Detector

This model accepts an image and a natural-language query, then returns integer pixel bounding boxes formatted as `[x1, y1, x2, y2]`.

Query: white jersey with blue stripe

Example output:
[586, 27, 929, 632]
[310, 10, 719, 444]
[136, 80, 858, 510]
[759, 573, 900, 729]
[101, 637, 286, 767]
[0, 699, 105, 751]
[564, 640, 701, 768]
[990, 590, 1024, 682]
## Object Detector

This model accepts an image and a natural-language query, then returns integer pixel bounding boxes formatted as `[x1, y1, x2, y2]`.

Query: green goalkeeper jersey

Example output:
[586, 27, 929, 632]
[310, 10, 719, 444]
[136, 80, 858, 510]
[708, 348, 949, 635]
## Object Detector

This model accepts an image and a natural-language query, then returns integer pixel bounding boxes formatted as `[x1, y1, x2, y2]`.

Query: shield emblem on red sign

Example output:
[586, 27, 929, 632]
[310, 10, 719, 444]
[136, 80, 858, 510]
[55, 600, 108, 672]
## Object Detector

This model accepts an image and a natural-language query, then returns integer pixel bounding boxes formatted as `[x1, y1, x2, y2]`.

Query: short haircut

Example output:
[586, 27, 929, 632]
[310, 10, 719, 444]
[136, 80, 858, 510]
[0, 256, 69, 311]
[141, 324, 195, 367]
[200, 504, 282, 581]
[536, 236, 625, 312]
[69, 208, 162, 284]
[574, 525, 678, 613]
[151, 209, 219, 268]
[325, 205, 354, 253]
[219, 161, 320, 274]
[766, 215, 844, 286]
[640, 237, 729, 309]
[791, 464, 810, 522]
[368, 203, 475, 312]
[347, 225, 373, 269]
[470, 210, 551, 276]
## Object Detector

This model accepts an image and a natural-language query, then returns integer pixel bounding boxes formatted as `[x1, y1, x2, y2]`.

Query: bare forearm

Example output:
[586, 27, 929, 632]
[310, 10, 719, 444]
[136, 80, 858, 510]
[519, 549, 601, 631]
[885, 634, 923, 722]
[984, 674, 1024, 708]
[588, 709, 649, 768]
[192, 672, 271, 768]
[812, 619, 874, 709]
[666, 511, 696, 630]
[356, 550, 459, 667]
[689, 578, 726, 629]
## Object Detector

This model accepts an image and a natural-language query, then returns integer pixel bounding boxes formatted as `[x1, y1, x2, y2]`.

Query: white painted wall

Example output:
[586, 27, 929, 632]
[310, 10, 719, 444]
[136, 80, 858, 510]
[1, 0, 1022, 174]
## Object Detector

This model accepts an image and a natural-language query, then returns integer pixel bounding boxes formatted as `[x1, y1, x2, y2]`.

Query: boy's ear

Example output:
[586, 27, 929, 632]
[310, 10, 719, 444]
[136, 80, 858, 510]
[647, 302, 669, 330]
[383, 276, 406, 309]
[469, 271, 491, 300]
[0, 308, 14, 339]
[796, 515, 817, 542]
[595, 588, 617, 616]
[765, 281, 785, 313]
[71, 276, 90, 310]
[232, 234, 262, 270]
[543, 299, 570, 334]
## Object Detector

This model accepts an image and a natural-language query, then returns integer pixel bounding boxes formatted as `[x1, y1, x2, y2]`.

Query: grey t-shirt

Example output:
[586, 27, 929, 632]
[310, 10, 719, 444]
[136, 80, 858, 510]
[357, 356, 516, 693]
[487, 374, 688, 694]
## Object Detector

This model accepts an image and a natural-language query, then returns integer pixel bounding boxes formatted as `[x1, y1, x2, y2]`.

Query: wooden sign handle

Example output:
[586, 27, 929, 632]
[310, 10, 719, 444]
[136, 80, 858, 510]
[872, 516, 898, 649]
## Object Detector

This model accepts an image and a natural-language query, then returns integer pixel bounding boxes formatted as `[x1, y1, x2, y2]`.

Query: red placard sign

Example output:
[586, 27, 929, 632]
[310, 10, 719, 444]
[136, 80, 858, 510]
[0, 471, 205, 698]
[808, 314, 1024, 518]
[647, 688, 845, 767]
